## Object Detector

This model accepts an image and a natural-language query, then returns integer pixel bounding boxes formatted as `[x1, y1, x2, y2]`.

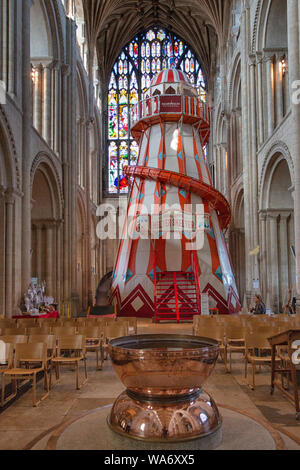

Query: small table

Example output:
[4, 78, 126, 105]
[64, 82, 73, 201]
[268, 329, 300, 420]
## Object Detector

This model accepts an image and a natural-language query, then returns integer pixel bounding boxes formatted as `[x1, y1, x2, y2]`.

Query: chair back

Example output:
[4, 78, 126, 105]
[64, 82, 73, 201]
[225, 324, 246, 340]
[17, 319, 37, 328]
[77, 326, 102, 339]
[117, 317, 137, 329]
[52, 326, 77, 336]
[2, 328, 27, 336]
[14, 342, 48, 366]
[105, 323, 128, 340]
[245, 333, 271, 352]
[27, 326, 52, 335]
[0, 335, 28, 345]
[28, 335, 56, 355]
[37, 318, 57, 327]
[57, 335, 86, 355]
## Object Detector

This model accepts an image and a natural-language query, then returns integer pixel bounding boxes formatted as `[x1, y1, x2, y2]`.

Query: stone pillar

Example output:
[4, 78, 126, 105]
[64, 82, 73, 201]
[279, 213, 290, 309]
[241, 3, 253, 296]
[275, 55, 284, 125]
[36, 223, 43, 281]
[256, 53, 264, 146]
[45, 222, 53, 297]
[43, 62, 52, 146]
[56, 220, 62, 305]
[269, 214, 279, 312]
[0, 187, 6, 315]
[5, 190, 15, 316]
[259, 212, 267, 300]
[265, 54, 275, 137]
[32, 64, 43, 133]
[249, 55, 259, 252]
[53, 61, 61, 155]
[8, 0, 15, 95]
[21, 0, 33, 295]
[2, 0, 8, 87]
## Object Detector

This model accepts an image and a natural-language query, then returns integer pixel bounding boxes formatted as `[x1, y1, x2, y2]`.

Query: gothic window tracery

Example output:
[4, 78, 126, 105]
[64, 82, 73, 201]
[107, 26, 206, 194]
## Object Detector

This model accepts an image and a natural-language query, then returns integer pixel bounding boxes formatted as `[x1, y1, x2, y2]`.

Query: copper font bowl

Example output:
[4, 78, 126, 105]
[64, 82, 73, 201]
[108, 334, 222, 443]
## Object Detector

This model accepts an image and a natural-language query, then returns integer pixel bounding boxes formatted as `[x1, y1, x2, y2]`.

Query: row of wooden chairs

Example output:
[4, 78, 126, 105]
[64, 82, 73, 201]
[0, 335, 87, 407]
[0, 316, 137, 335]
[194, 322, 287, 388]
[0, 322, 131, 407]
[0, 321, 131, 337]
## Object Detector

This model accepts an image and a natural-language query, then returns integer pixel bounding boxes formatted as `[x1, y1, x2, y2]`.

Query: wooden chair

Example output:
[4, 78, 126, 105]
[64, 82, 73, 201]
[28, 335, 56, 387]
[225, 325, 247, 372]
[0, 342, 14, 407]
[244, 333, 281, 390]
[0, 335, 28, 345]
[104, 324, 129, 359]
[52, 326, 77, 336]
[1, 342, 49, 406]
[37, 318, 57, 327]
[2, 328, 27, 336]
[195, 323, 227, 372]
[17, 319, 37, 328]
[78, 327, 104, 370]
[117, 317, 137, 334]
[51, 335, 87, 390]
[27, 326, 52, 335]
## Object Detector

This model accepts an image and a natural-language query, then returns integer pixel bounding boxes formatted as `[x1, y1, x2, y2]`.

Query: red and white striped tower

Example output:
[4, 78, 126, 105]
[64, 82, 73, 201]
[111, 69, 241, 321]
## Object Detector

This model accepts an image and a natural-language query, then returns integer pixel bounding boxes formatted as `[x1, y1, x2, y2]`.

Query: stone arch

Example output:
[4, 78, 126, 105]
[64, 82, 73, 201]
[259, 141, 294, 209]
[259, 146, 295, 312]
[0, 106, 20, 190]
[230, 186, 245, 299]
[0, 116, 21, 316]
[30, 156, 63, 302]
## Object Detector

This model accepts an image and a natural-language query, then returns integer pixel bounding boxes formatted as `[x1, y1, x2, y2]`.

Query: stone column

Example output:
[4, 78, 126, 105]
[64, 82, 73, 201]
[241, 3, 253, 296]
[5, 190, 15, 316]
[45, 222, 54, 297]
[8, 0, 15, 95]
[256, 53, 264, 146]
[21, 0, 33, 295]
[249, 55, 259, 252]
[265, 54, 275, 137]
[42, 62, 53, 146]
[0, 187, 6, 315]
[287, 0, 300, 309]
[269, 213, 279, 312]
[2, 0, 8, 87]
[36, 223, 43, 281]
[32, 64, 43, 133]
[259, 213, 267, 299]
[275, 55, 284, 125]
[53, 61, 61, 156]
[56, 220, 62, 305]
[279, 213, 290, 308]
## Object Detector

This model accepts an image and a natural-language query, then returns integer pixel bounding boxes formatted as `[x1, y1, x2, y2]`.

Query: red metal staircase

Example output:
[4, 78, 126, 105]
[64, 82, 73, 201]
[154, 253, 201, 323]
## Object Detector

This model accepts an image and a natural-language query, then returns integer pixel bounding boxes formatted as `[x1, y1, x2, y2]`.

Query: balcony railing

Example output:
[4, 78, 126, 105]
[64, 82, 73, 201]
[131, 94, 210, 127]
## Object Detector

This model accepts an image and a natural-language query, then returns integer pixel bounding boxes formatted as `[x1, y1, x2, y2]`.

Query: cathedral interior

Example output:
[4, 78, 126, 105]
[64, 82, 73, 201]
[0, 0, 300, 452]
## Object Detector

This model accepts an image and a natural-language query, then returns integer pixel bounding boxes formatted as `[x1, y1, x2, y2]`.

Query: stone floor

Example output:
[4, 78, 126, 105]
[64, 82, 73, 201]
[0, 319, 299, 450]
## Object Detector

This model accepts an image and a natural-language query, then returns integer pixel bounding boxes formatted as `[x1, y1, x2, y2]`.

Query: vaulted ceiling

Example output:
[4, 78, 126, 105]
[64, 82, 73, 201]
[82, 0, 231, 85]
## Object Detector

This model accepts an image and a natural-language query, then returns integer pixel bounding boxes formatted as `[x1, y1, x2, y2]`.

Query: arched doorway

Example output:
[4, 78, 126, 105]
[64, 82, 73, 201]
[260, 155, 295, 312]
[230, 189, 245, 300]
[31, 161, 62, 303]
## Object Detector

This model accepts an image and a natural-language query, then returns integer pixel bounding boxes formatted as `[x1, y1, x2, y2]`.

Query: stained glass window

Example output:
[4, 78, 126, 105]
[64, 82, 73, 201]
[107, 27, 206, 194]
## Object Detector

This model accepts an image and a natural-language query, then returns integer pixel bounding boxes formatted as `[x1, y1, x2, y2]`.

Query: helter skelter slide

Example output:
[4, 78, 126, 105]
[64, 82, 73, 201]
[111, 68, 241, 322]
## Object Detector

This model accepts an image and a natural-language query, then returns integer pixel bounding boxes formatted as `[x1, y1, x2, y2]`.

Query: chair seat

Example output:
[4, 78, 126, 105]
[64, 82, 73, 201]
[3, 367, 43, 375]
[247, 355, 280, 363]
[52, 356, 84, 363]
